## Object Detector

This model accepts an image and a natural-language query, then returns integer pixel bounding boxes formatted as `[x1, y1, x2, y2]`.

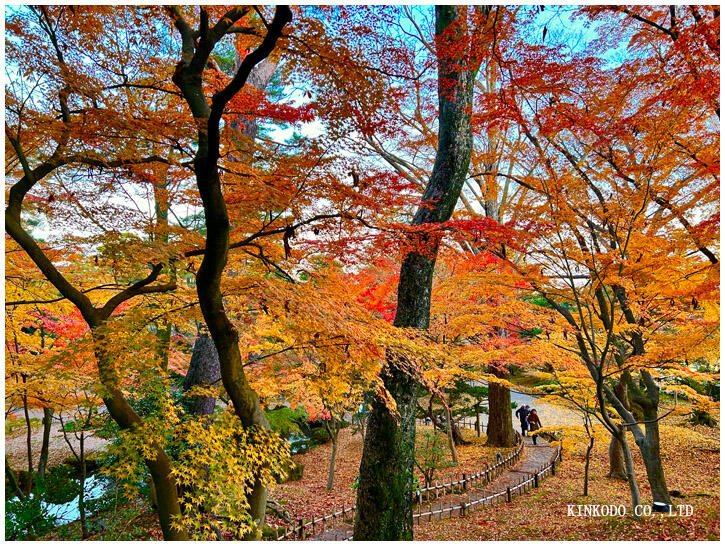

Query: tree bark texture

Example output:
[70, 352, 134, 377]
[354, 6, 485, 540]
[326, 433, 339, 491]
[607, 377, 628, 480]
[486, 380, 515, 447]
[38, 407, 54, 481]
[6, 456, 25, 500]
[183, 333, 222, 416]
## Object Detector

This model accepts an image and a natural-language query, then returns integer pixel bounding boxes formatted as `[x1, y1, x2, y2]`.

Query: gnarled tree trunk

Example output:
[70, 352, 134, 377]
[170, 7, 293, 537]
[607, 436, 627, 480]
[638, 404, 672, 506]
[426, 399, 468, 446]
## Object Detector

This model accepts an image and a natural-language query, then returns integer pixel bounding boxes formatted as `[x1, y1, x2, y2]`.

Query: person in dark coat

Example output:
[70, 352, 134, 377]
[527, 408, 542, 445]
[515, 404, 530, 436]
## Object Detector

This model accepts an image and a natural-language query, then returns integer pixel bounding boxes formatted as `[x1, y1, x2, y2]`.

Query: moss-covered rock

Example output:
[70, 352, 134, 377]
[309, 427, 331, 445]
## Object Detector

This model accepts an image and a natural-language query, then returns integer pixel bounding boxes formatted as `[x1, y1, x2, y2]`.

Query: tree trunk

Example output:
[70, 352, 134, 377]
[183, 333, 222, 417]
[38, 406, 53, 481]
[637, 406, 672, 506]
[427, 401, 467, 446]
[617, 427, 642, 514]
[450, 422, 467, 445]
[5, 63, 187, 538]
[445, 406, 458, 464]
[326, 431, 339, 491]
[486, 381, 515, 447]
[92, 338, 188, 540]
[610, 295, 672, 505]
[583, 436, 594, 496]
[6, 456, 25, 500]
[475, 405, 481, 437]
[354, 365, 418, 539]
[607, 376, 628, 480]
[79, 433, 89, 539]
[22, 387, 33, 494]
[354, 7, 484, 539]
[155, 319, 173, 372]
[618, 370, 672, 507]
[172, 9, 293, 538]
[607, 434, 627, 480]
[152, 175, 173, 373]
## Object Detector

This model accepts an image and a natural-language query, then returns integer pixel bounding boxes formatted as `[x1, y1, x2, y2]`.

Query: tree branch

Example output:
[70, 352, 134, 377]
[99, 263, 176, 320]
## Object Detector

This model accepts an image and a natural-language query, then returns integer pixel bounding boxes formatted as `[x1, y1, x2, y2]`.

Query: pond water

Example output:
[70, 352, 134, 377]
[7, 474, 111, 527]
[288, 433, 313, 454]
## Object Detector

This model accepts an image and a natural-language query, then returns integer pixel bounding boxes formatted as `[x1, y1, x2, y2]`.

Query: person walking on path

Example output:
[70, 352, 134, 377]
[528, 408, 542, 445]
[515, 404, 530, 437]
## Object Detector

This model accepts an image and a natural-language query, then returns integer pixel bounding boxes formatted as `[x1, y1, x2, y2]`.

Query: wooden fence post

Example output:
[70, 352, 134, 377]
[552, 460, 556, 476]
[506, 486, 511, 502]
[463, 473, 467, 491]
[298, 519, 304, 540]
[534, 472, 539, 488]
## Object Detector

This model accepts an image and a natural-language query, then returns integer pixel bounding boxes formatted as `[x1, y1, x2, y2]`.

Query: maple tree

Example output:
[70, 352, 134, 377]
[349, 7, 542, 451]
[472, 4, 720, 511]
[353, 6, 494, 540]
[4, 4, 719, 542]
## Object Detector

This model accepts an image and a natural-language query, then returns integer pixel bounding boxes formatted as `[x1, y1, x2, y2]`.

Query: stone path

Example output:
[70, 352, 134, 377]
[468, 435, 554, 500]
[310, 436, 556, 540]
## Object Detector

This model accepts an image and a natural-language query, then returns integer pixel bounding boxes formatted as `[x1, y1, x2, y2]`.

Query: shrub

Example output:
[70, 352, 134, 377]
[43, 464, 79, 505]
[5, 484, 58, 540]
[690, 408, 717, 428]
[309, 427, 331, 445]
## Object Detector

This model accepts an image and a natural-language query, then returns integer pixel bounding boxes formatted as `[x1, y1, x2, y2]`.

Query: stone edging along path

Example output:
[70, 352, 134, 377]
[272, 432, 561, 541]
